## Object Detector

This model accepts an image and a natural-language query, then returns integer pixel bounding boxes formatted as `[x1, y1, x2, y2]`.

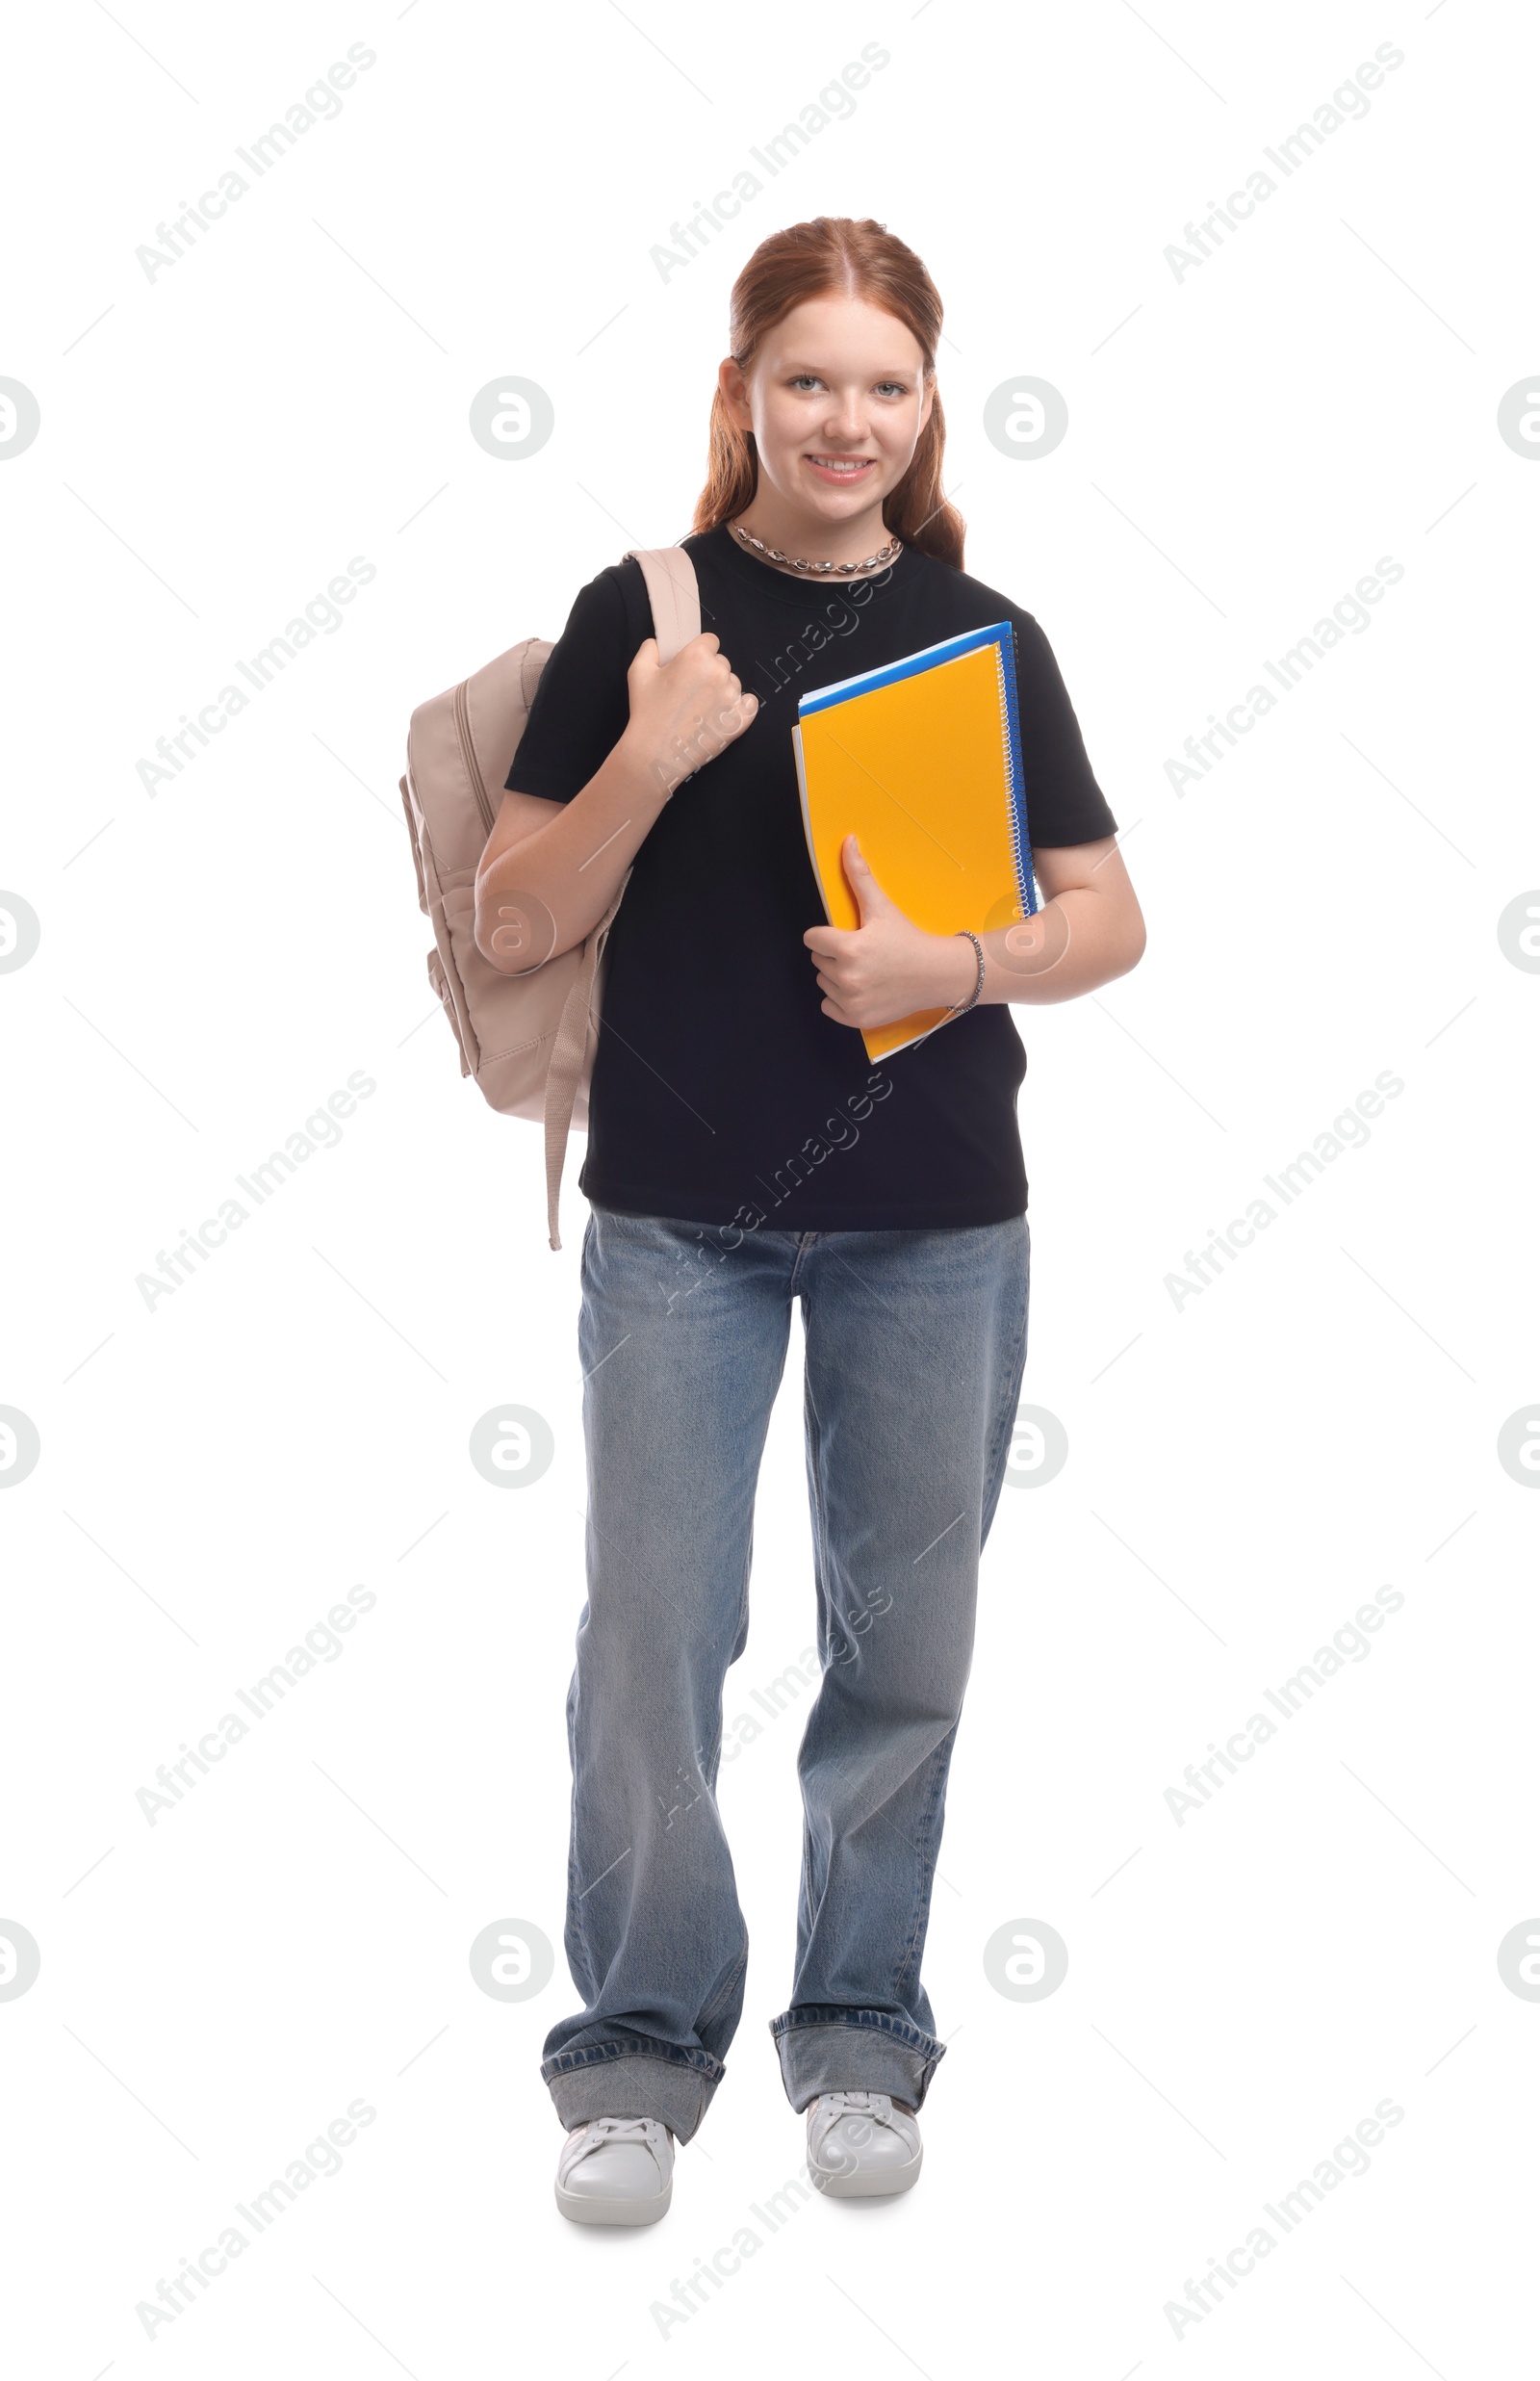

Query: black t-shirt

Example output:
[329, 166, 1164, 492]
[505, 523, 1116, 1233]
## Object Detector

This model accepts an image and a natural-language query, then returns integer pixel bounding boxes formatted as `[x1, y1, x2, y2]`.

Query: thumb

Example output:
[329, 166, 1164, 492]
[843, 834, 893, 924]
[628, 635, 660, 683]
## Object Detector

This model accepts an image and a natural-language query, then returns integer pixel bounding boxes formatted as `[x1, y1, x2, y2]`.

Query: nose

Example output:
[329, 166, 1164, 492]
[821, 386, 869, 444]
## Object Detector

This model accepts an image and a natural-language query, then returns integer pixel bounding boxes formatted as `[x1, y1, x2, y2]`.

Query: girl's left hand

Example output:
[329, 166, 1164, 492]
[804, 836, 976, 1030]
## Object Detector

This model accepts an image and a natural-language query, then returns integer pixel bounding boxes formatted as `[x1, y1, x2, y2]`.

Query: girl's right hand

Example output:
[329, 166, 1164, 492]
[623, 633, 759, 797]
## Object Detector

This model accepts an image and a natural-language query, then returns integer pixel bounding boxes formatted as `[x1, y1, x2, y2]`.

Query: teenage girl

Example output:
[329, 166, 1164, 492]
[474, 215, 1145, 2225]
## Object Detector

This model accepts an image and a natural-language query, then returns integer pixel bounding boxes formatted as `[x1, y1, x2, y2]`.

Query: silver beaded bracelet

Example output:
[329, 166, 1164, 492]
[948, 929, 986, 1017]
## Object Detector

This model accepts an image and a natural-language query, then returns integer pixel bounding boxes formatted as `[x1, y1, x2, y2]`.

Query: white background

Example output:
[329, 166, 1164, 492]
[2, 1, 1536, 2373]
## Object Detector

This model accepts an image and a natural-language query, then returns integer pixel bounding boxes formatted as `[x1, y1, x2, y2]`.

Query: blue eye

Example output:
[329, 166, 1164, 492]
[789, 375, 908, 396]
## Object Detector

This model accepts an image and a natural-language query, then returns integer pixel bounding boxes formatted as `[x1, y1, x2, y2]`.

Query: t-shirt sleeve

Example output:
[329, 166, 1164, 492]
[503, 565, 637, 803]
[1013, 612, 1118, 848]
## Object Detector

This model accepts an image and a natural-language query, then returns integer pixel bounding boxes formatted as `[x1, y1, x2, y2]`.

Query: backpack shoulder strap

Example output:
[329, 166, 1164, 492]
[624, 546, 701, 662]
[542, 544, 703, 1250]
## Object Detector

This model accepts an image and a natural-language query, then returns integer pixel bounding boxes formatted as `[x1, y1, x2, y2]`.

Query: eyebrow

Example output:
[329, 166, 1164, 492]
[778, 360, 918, 376]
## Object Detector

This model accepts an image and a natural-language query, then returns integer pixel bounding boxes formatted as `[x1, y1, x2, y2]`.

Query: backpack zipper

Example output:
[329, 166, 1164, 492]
[454, 678, 495, 836]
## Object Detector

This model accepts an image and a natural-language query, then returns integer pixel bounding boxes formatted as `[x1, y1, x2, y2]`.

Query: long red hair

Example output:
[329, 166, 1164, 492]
[691, 216, 964, 570]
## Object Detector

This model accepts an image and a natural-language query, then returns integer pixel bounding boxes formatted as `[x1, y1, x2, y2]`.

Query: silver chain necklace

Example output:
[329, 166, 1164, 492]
[730, 518, 903, 577]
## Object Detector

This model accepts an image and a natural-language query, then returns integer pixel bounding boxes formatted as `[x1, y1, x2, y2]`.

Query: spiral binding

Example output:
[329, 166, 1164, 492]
[992, 635, 1037, 921]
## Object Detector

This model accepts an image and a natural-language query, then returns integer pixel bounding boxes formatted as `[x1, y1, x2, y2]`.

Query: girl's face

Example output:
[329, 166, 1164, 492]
[720, 295, 936, 530]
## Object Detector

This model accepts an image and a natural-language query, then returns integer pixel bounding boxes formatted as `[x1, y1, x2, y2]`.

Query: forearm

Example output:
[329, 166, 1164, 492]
[967, 883, 1146, 1008]
[806, 832, 1146, 1031]
[916, 888, 1143, 1012]
[474, 733, 668, 971]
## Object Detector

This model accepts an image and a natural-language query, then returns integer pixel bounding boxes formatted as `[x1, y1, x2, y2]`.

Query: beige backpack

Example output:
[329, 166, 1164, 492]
[399, 547, 701, 1250]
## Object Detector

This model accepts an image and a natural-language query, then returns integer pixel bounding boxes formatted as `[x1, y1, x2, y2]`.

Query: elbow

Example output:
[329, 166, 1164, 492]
[474, 873, 564, 976]
[1103, 903, 1146, 985]
[1118, 883, 1147, 972]
[471, 879, 505, 973]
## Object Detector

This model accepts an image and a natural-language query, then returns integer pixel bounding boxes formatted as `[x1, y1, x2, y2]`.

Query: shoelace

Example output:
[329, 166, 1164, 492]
[561, 2116, 669, 2184]
[808, 2091, 911, 2163]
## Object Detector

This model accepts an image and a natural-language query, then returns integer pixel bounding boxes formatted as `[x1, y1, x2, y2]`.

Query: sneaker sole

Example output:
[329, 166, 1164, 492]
[809, 2144, 922, 2199]
[554, 2177, 673, 2226]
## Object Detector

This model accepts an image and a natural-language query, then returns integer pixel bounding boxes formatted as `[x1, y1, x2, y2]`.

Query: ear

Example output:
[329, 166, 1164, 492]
[718, 354, 753, 433]
[917, 371, 937, 437]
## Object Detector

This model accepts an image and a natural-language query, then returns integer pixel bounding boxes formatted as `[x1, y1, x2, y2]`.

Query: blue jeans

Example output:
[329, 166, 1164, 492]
[542, 1203, 1030, 2141]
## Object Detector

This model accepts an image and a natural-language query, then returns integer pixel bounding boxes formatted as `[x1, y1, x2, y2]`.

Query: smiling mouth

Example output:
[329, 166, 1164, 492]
[804, 454, 876, 476]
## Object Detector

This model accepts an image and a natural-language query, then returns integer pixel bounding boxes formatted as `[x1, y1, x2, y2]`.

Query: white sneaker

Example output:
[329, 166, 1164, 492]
[807, 2091, 922, 2197]
[554, 2116, 674, 2226]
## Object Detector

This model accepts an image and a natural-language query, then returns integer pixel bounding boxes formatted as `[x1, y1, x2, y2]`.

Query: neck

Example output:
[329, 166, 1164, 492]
[730, 488, 893, 569]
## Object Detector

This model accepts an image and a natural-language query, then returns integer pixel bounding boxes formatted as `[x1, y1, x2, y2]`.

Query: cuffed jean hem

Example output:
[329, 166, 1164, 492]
[769, 2009, 947, 2114]
[543, 2048, 724, 2142]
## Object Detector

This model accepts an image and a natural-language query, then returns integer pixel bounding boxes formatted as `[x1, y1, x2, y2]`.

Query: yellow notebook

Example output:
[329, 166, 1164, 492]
[792, 622, 1037, 1060]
